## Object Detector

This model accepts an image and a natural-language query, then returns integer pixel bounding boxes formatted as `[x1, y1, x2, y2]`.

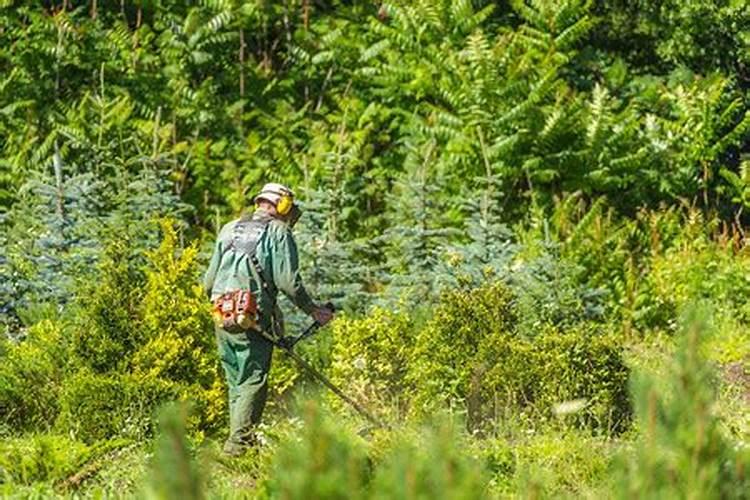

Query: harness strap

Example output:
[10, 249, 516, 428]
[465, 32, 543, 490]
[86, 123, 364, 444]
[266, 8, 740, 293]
[221, 212, 279, 317]
[250, 254, 277, 298]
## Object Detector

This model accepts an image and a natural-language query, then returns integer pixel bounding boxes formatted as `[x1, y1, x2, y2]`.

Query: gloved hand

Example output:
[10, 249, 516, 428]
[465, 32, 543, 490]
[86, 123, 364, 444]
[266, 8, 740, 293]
[312, 303, 334, 326]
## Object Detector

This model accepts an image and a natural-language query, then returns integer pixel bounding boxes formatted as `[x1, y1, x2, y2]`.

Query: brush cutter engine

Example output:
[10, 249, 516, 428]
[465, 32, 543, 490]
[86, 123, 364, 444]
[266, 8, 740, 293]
[212, 289, 258, 333]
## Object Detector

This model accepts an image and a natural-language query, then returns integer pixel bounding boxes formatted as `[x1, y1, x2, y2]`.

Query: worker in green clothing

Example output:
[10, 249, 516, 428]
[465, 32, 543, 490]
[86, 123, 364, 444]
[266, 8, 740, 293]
[203, 183, 333, 456]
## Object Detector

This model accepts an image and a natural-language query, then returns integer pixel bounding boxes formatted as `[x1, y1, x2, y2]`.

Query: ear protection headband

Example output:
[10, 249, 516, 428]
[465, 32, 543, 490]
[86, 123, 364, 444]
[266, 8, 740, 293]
[255, 186, 294, 215]
[276, 193, 293, 215]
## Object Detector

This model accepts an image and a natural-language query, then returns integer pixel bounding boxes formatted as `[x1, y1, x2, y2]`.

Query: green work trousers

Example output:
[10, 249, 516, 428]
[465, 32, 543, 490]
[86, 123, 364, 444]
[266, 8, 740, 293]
[215, 326, 273, 453]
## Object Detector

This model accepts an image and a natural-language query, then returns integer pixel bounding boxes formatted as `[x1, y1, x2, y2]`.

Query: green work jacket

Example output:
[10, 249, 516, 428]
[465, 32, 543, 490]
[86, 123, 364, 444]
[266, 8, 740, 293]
[203, 208, 316, 333]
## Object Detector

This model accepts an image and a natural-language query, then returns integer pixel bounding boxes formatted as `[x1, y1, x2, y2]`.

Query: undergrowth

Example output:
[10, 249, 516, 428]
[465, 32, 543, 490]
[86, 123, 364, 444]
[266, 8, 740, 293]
[1, 208, 748, 498]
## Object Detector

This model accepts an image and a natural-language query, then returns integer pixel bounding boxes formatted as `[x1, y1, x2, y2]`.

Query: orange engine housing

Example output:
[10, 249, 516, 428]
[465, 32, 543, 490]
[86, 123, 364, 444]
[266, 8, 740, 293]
[212, 289, 258, 332]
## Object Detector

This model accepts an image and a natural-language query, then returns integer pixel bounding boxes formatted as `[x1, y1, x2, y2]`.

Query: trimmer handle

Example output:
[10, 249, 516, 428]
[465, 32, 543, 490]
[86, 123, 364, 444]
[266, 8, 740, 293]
[282, 302, 335, 349]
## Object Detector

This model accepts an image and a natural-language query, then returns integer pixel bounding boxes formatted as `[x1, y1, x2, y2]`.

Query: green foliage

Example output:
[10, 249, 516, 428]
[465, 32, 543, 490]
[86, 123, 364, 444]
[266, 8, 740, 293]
[264, 402, 370, 500]
[594, 0, 750, 78]
[3, 0, 749, 249]
[1, 221, 224, 442]
[329, 308, 415, 417]
[0, 434, 89, 486]
[409, 283, 630, 433]
[0, 320, 65, 432]
[56, 370, 173, 444]
[1, 1, 750, 498]
[145, 403, 205, 500]
[616, 306, 750, 498]
[370, 420, 487, 499]
[63, 221, 224, 441]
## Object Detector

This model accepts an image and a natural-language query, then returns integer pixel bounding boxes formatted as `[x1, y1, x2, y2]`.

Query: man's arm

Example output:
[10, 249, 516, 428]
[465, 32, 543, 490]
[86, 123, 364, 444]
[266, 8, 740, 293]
[269, 224, 316, 315]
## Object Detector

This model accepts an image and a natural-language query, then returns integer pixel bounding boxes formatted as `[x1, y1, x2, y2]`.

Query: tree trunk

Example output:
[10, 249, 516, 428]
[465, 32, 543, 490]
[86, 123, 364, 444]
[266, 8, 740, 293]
[53, 140, 65, 223]
[152, 106, 161, 159]
[239, 29, 246, 99]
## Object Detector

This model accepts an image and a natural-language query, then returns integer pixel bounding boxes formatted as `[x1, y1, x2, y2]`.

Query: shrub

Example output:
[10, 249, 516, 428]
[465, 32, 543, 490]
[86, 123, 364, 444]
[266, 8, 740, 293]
[0, 434, 90, 486]
[133, 222, 216, 386]
[69, 239, 145, 374]
[615, 306, 750, 498]
[329, 307, 415, 417]
[55, 370, 175, 444]
[2, 221, 227, 443]
[370, 420, 487, 499]
[60, 221, 225, 439]
[131, 221, 224, 433]
[408, 283, 516, 429]
[263, 402, 370, 500]
[0, 320, 65, 432]
[409, 283, 631, 433]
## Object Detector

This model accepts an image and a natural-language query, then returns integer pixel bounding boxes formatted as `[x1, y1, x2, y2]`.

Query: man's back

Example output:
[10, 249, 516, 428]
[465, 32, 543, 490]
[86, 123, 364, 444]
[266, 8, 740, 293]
[204, 208, 315, 332]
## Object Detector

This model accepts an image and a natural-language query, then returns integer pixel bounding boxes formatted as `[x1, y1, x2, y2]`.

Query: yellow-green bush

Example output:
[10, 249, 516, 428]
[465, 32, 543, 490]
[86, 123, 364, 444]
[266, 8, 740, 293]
[0, 320, 65, 431]
[61, 222, 225, 440]
[0, 434, 90, 486]
[131, 221, 225, 432]
[4, 221, 226, 441]
[69, 240, 144, 374]
[409, 283, 631, 433]
[55, 370, 175, 443]
[329, 308, 415, 417]
[133, 224, 216, 385]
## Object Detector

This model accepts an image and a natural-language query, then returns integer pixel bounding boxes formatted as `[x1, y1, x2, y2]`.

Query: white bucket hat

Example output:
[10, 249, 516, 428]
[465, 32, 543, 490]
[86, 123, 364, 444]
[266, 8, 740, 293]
[254, 182, 294, 206]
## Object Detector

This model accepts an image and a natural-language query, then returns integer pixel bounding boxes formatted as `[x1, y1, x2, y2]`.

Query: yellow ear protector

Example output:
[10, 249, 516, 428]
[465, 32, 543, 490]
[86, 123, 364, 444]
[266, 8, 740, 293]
[276, 193, 293, 216]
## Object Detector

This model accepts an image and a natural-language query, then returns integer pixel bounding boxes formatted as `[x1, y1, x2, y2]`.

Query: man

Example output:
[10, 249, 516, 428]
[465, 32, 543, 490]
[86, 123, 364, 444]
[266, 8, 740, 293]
[203, 182, 333, 456]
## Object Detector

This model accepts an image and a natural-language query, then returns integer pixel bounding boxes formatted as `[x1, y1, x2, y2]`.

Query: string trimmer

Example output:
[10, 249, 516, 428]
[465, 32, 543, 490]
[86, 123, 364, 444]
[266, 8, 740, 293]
[245, 304, 384, 429]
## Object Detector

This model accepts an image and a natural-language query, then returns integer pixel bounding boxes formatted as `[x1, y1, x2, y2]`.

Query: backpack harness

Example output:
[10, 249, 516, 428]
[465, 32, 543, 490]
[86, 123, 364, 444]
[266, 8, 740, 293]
[212, 212, 277, 333]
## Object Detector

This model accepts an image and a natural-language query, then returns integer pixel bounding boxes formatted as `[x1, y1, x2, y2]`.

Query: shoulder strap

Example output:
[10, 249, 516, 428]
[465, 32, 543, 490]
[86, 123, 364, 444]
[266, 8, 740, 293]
[250, 253, 277, 298]
[222, 212, 278, 297]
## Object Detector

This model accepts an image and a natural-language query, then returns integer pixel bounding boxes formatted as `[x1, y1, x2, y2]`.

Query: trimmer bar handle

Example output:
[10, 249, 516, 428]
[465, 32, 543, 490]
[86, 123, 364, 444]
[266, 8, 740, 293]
[318, 301, 336, 319]
[279, 301, 336, 350]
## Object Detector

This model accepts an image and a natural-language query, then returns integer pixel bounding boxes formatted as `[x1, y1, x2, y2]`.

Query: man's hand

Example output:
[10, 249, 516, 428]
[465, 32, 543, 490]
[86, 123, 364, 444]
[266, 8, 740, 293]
[312, 304, 334, 326]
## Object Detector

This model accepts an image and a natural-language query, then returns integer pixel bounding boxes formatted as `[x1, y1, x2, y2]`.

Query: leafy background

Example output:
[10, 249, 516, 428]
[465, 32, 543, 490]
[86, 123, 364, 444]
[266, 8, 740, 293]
[0, 0, 748, 498]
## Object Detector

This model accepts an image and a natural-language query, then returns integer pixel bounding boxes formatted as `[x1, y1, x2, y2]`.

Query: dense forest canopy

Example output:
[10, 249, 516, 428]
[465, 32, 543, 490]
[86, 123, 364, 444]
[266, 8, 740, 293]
[2, 0, 750, 320]
[2, 1, 749, 219]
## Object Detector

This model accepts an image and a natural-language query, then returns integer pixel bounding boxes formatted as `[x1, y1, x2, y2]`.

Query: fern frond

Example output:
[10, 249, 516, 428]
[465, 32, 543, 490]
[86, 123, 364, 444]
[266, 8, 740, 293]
[585, 84, 611, 153]
[512, 0, 548, 30]
[360, 39, 390, 63]
[553, 15, 592, 50]
[711, 110, 750, 156]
